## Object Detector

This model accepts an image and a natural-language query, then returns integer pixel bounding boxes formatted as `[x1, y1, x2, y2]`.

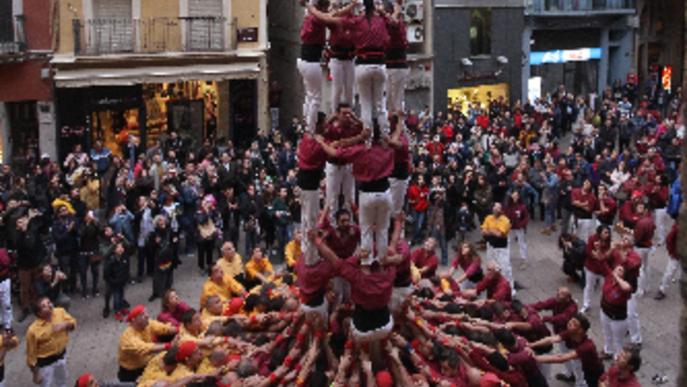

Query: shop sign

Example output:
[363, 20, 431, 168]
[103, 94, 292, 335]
[662, 65, 672, 92]
[530, 47, 601, 65]
[527, 77, 542, 104]
[237, 28, 258, 42]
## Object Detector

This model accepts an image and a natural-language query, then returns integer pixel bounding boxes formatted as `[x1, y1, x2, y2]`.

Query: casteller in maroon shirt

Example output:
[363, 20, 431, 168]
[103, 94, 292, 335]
[335, 256, 396, 310]
[411, 247, 438, 279]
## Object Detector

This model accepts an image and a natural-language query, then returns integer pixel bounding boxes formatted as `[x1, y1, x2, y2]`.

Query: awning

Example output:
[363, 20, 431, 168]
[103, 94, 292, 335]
[54, 63, 260, 88]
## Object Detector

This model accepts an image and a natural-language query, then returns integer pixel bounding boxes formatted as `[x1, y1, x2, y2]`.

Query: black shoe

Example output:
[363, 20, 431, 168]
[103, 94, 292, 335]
[102, 308, 110, 318]
[654, 291, 666, 300]
[148, 294, 158, 302]
[555, 373, 575, 383]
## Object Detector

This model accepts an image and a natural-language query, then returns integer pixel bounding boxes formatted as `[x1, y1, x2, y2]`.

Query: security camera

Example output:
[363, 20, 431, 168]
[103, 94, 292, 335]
[461, 58, 473, 66]
[497, 56, 508, 64]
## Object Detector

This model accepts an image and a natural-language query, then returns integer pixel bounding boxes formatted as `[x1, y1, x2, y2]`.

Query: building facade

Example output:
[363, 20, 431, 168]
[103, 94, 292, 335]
[523, 0, 637, 100]
[433, 0, 525, 115]
[51, 0, 269, 160]
[0, 0, 53, 169]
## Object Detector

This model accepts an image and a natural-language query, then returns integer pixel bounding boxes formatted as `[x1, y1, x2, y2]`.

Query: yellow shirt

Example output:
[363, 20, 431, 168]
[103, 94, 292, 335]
[118, 320, 176, 371]
[284, 240, 301, 270]
[481, 214, 511, 237]
[200, 279, 232, 309]
[138, 355, 187, 387]
[245, 258, 274, 281]
[217, 253, 244, 279]
[26, 308, 76, 368]
[197, 357, 217, 374]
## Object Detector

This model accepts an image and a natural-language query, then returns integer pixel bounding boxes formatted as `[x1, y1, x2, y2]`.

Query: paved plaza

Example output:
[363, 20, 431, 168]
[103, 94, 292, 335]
[4, 218, 681, 386]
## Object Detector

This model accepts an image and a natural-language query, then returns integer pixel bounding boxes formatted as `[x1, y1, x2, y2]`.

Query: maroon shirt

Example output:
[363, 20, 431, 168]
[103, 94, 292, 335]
[584, 234, 612, 275]
[609, 249, 641, 292]
[600, 365, 641, 387]
[337, 143, 394, 182]
[600, 274, 632, 319]
[297, 134, 327, 171]
[451, 253, 481, 279]
[595, 196, 617, 224]
[618, 200, 638, 227]
[347, 15, 389, 55]
[300, 13, 326, 45]
[529, 297, 578, 334]
[393, 239, 412, 287]
[633, 214, 655, 248]
[411, 247, 438, 279]
[647, 184, 668, 209]
[571, 188, 597, 218]
[335, 256, 396, 310]
[296, 257, 337, 304]
[667, 223, 678, 260]
[559, 331, 604, 378]
[504, 200, 529, 229]
[328, 16, 355, 54]
[385, 18, 408, 50]
[475, 273, 512, 302]
[324, 120, 362, 165]
[320, 220, 360, 260]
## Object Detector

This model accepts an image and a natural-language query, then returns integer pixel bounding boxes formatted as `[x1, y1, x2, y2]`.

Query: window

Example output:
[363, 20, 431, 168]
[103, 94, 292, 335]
[469, 8, 491, 56]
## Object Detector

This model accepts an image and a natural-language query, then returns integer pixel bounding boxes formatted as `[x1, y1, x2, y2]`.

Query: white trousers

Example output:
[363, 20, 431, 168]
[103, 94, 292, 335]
[487, 245, 513, 289]
[0, 279, 12, 330]
[359, 190, 391, 261]
[654, 208, 668, 243]
[38, 357, 68, 387]
[636, 247, 651, 294]
[627, 293, 642, 344]
[508, 229, 528, 261]
[300, 189, 320, 265]
[329, 58, 355, 108]
[300, 297, 329, 324]
[582, 268, 604, 310]
[388, 177, 409, 217]
[600, 310, 628, 356]
[558, 342, 586, 386]
[576, 218, 595, 244]
[355, 64, 388, 134]
[659, 258, 680, 293]
[386, 67, 409, 113]
[325, 162, 355, 215]
[297, 59, 323, 133]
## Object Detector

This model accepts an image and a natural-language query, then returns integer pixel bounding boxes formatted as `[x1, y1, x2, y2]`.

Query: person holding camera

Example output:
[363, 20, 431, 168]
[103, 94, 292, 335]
[78, 211, 101, 299]
[103, 242, 131, 320]
[34, 264, 70, 310]
[52, 205, 79, 294]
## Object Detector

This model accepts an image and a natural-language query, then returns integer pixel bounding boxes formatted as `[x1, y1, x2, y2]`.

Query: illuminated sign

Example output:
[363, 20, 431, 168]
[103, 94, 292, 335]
[530, 48, 602, 65]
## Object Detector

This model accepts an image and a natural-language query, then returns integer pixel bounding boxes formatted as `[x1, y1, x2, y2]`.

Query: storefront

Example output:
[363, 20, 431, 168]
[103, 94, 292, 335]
[447, 82, 509, 115]
[54, 63, 259, 160]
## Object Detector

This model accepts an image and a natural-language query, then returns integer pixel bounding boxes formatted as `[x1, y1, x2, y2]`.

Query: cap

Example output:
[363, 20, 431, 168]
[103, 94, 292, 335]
[226, 298, 244, 315]
[126, 305, 146, 322]
[176, 341, 198, 362]
[76, 373, 93, 387]
[631, 190, 644, 200]
[375, 370, 394, 387]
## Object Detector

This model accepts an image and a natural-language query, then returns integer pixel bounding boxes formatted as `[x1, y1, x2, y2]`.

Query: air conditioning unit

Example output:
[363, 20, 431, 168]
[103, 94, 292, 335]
[407, 24, 424, 43]
[404, 0, 424, 22]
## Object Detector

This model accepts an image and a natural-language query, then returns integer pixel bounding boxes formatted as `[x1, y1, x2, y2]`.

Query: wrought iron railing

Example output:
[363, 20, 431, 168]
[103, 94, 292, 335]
[526, 0, 635, 14]
[73, 16, 234, 55]
[0, 15, 26, 54]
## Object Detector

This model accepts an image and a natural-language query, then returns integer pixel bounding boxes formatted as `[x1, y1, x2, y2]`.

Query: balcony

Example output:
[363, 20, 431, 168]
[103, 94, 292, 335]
[72, 17, 236, 56]
[526, 0, 636, 15]
[0, 15, 26, 55]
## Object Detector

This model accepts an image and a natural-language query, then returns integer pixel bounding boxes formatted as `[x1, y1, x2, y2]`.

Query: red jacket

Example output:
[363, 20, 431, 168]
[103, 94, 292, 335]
[407, 184, 429, 212]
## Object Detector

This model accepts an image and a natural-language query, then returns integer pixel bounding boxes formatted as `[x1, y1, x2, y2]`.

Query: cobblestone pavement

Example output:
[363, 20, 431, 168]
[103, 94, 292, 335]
[4, 218, 680, 386]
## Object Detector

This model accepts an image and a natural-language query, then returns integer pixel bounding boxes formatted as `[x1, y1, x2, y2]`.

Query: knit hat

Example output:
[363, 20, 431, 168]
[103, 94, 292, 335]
[126, 305, 146, 322]
[176, 341, 198, 362]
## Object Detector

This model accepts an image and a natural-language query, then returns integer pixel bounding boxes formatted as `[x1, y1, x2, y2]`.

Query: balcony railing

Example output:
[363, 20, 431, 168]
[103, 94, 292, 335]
[0, 15, 26, 54]
[73, 17, 235, 55]
[526, 0, 636, 14]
